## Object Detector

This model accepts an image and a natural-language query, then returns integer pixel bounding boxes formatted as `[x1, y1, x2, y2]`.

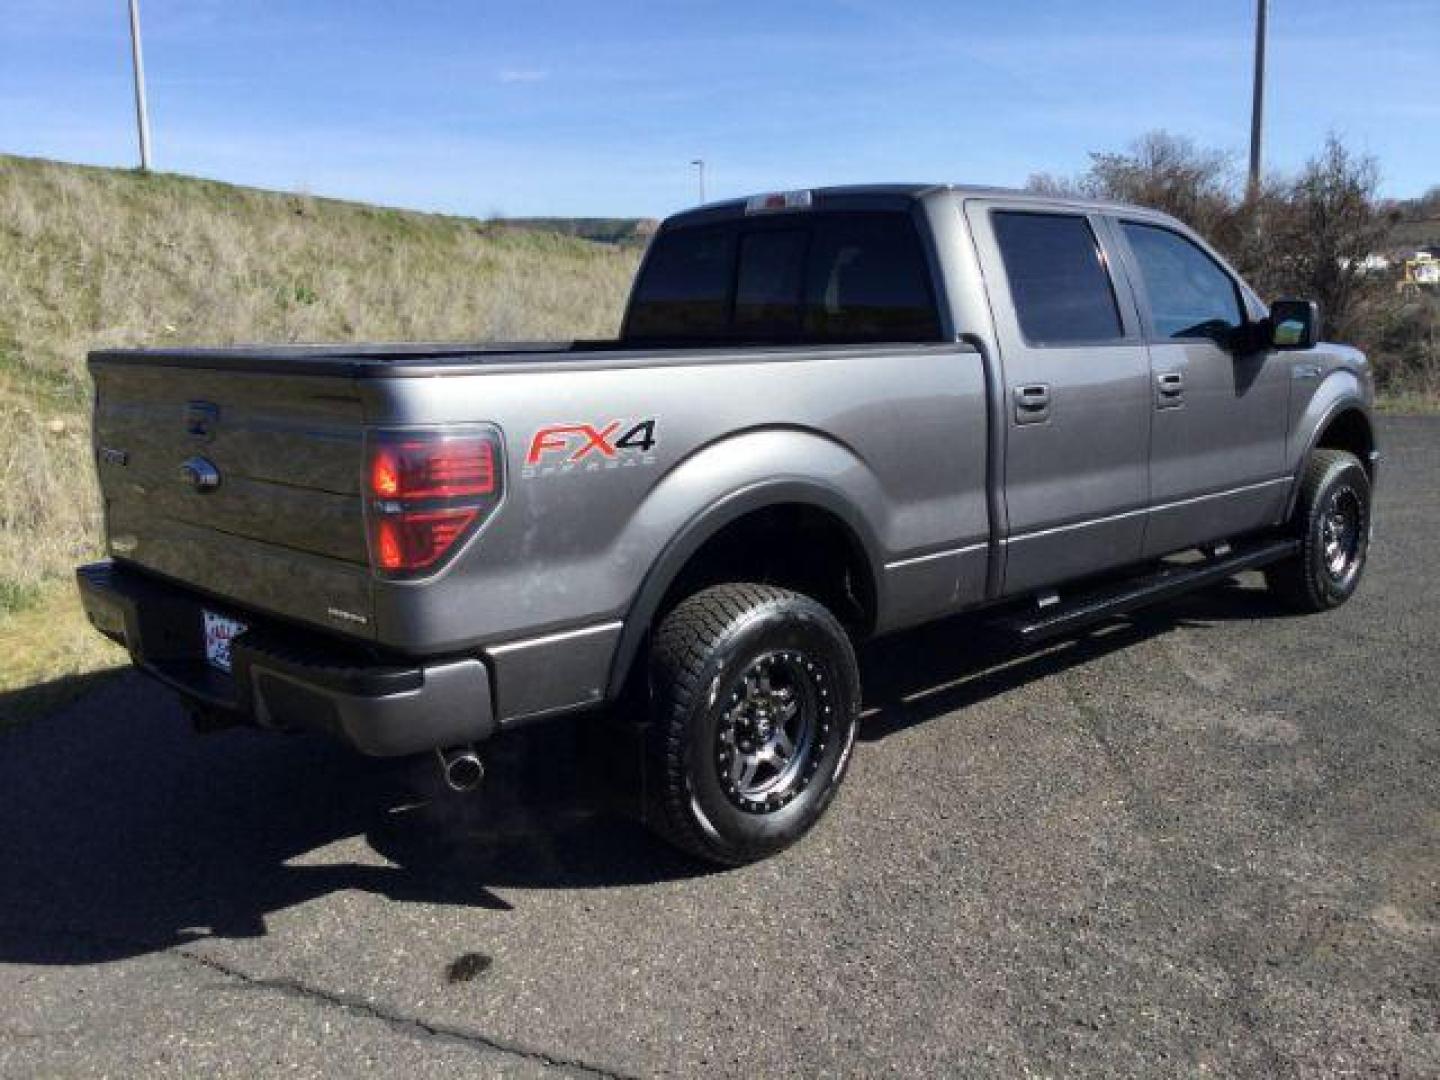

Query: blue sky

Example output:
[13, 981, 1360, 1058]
[2, 1, 1435, 218]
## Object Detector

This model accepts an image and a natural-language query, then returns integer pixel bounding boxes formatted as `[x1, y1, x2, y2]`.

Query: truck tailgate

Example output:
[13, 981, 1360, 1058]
[91, 360, 375, 637]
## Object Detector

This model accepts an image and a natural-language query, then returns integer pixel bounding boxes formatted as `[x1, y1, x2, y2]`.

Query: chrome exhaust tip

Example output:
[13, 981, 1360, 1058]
[437, 746, 484, 793]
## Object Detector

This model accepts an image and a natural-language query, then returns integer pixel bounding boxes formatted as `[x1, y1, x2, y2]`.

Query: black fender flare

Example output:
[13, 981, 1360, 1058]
[1284, 397, 1375, 520]
[603, 479, 884, 701]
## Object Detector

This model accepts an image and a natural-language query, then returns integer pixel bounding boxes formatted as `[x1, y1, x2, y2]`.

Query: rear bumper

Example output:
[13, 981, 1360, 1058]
[76, 561, 495, 756]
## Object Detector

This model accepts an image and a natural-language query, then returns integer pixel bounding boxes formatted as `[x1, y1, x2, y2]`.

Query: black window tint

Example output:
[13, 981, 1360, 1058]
[804, 215, 940, 342]
[624, 210, 942, 344]
[1121, 222, 1243, 340]
[733, 230, 807, 337]
[625, 227, 734, 340]
[993, 212, 1124, 346]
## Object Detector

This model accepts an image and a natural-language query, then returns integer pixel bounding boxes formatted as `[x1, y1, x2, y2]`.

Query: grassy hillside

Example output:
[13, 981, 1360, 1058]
[0, 153, 641, 710]
[1386, 188, 1440, 252]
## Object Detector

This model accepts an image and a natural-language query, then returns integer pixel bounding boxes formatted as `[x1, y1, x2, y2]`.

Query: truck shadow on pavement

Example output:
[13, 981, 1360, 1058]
[0, 672, 696, 965]
[0, 579, 1286, 966]
[858, 577, 1292, 741]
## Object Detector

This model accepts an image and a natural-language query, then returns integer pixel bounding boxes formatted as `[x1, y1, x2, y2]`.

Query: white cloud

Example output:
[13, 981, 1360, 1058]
[496, 68, 549, 84]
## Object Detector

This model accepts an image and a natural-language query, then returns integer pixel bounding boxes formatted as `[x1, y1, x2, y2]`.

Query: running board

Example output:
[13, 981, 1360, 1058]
[990, 537, 1300, 646]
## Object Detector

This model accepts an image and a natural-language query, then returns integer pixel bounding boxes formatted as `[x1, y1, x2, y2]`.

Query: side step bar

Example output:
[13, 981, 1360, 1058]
[991, 537, 1300, 646]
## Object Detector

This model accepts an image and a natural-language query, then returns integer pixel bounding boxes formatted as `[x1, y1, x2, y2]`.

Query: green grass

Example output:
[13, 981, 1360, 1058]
[0, 578, 41, 617]
[0, 580, 125, 730]
[0, 342, 87, 410]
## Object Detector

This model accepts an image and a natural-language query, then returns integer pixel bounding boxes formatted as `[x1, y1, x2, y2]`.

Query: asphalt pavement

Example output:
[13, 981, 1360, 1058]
[1, 417, 1436, 1078]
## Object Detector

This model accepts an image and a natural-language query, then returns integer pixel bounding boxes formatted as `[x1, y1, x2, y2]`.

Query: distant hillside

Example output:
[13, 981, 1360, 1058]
[1385, 189, 1440, 253]
[504, 217, 657, 246]
[1387, 215, 1440, 253]
[0, 153, 643, 620]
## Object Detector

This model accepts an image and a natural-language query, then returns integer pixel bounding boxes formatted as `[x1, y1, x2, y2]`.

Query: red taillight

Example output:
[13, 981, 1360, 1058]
[371, 450, 402, 499]
[369, 438, 495, 500]
[365, 427, 503, 576]
[374, 508, 479, 571]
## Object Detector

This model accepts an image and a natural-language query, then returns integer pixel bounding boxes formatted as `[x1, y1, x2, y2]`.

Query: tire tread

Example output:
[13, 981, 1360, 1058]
[1265, 448, 1367, 611]
[646, 583, 855, 864]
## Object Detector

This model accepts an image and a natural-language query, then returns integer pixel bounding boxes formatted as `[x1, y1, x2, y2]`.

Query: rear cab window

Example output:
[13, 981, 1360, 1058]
[622, 227, 734, 340]
[734, 230, 807, 337]
[624, 210, 942, 345]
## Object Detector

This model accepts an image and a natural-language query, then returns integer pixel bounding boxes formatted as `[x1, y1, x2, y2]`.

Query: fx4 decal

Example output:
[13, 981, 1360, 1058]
[523, 418, 658, 478]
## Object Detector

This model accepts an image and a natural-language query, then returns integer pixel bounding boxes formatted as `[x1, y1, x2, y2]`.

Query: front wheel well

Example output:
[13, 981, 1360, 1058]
[1314, 408, 1375, 475]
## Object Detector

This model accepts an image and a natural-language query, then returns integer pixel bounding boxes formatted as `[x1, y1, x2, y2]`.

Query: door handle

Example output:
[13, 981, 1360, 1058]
[1013, 383, 1051, 425]
[1156, 371, 1184, 408]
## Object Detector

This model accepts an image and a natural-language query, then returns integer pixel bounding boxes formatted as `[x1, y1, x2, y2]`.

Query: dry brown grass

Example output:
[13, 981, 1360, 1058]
[0, 153, 640, 620]
[1374, 388, 1440, 414]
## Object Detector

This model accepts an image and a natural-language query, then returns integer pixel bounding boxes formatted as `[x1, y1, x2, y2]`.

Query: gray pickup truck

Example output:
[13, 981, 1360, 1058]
[78, 184, 1377, 864]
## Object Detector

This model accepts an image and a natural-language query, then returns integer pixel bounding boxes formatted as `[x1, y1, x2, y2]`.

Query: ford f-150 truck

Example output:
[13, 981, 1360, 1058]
[77, 184, 1377, 865]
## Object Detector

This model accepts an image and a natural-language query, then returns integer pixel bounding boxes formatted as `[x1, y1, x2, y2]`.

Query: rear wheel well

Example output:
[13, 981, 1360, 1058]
[1315, 409, 1375, 475]
[656, 504, 877, 641]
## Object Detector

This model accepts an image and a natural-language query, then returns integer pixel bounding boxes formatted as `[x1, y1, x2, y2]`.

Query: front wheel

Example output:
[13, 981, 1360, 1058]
[1265, 448, 1372, 612]
[645, 583, 860, 866]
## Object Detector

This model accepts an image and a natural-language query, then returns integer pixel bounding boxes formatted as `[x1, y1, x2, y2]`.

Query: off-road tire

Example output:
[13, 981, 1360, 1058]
[645, 583, 860, 866]
[1265, 448, 1371, 612]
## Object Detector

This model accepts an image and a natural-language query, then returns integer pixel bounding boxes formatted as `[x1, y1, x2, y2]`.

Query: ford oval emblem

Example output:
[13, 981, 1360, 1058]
[179, 455, 221, 492]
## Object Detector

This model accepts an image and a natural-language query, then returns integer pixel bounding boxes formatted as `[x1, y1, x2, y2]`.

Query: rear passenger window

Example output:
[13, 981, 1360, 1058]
[992, 212, 1124, 346]
[1120, 222, 1243, 341]
[625, 227, 735, 340]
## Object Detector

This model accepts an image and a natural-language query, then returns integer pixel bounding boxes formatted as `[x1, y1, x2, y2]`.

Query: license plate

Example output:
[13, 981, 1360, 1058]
[203, 610, 247, 673]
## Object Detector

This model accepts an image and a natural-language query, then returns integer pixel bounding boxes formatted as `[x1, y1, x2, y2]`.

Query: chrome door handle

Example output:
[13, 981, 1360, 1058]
[1013, 383, 1051, 424]
[1156, 372, 1184, 408]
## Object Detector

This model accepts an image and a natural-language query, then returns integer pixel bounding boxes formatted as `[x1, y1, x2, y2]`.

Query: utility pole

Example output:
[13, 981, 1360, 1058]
[690, 159, 705, 205]
[127, 0, 153, 170]
[1247, 0, 1267, 199]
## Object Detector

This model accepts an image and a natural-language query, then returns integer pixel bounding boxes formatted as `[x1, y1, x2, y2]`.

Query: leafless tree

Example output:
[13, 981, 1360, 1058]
[1270, 137, 1390, 340]
[1081, 132, 1240, 243]
[1028, 131, 1434, 390]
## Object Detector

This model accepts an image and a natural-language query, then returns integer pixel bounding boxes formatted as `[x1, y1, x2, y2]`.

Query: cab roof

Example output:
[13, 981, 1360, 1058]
[662, 183, 1162, 230]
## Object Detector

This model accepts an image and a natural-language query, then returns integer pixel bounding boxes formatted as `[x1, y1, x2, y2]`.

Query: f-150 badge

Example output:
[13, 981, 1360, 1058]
[523, 418, 657, 478]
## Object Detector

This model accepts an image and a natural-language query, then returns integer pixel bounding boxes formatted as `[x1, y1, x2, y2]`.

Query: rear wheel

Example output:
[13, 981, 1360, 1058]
[645, 583, 860, 866]
[1265, 448, 1371, 612]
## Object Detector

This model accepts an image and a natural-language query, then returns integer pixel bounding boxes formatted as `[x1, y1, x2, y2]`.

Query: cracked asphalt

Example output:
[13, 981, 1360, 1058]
[1, 417, 1436, 1077]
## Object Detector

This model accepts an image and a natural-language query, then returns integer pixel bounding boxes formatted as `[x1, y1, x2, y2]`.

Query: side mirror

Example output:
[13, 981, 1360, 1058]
[1267, 299, 1320, 350]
